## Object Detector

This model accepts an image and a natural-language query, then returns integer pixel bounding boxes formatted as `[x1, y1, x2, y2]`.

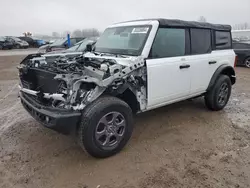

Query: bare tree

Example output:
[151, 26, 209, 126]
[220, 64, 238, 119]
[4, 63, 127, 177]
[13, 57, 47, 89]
[60, 28, 100, 38]
[72, 29, 82, 37]
[198, 16, 207, 23]
[52, 32, 60, 38]
[233, 23, 250, 30]
[82, 28, 100, 38]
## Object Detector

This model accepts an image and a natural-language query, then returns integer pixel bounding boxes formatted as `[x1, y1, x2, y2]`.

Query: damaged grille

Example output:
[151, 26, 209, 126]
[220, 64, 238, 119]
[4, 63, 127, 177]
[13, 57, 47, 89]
[18, 53, 147, 111]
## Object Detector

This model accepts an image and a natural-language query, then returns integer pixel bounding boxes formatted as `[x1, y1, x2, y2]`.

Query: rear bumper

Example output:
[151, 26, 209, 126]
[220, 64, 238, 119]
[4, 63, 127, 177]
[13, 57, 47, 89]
[20, 92, 81, 134]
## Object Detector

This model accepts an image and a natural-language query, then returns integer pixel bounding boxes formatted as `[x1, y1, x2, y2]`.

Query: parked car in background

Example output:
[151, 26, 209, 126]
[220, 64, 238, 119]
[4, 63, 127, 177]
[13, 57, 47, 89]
[65, 37, 98, 52]
[18, 36, 46, 47]
[5, 36, 29, 49]
[47, 37, 98, 54]
[0, 36, 14, 49]
[37, 37, 85, 53]
[233, 42, 250, 68]
[41, 38, 98, 63]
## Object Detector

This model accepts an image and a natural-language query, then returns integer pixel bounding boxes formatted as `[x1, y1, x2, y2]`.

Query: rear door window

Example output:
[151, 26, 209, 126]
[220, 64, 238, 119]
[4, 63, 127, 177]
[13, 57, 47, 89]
[190, 29, 211, 55]
[150, 28, 186, 58]
[215, 31, 232, 49]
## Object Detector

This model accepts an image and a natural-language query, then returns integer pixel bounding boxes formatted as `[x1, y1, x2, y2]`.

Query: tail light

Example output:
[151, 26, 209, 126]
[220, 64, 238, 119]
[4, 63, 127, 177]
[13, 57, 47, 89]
[234, 56, 238, 67]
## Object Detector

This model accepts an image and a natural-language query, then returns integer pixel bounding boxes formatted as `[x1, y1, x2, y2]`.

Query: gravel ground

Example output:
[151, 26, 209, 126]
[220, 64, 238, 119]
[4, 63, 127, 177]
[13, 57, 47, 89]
[0, 55, 250, 188]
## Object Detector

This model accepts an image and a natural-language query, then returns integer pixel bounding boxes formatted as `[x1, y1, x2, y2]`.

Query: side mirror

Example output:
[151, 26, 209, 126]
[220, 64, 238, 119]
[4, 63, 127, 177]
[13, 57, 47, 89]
[86, 44, 92, 52]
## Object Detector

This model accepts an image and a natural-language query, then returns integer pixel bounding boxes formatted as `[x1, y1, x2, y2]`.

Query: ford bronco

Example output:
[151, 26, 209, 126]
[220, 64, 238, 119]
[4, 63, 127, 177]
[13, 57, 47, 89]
[18, 19, 236, 158]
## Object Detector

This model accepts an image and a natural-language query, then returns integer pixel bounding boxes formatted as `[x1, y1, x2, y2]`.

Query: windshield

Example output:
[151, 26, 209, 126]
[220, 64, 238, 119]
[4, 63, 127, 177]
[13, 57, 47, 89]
[51, 39, 66, 46]
[95, 25, 151, 56]
[66, 43, 80, 51]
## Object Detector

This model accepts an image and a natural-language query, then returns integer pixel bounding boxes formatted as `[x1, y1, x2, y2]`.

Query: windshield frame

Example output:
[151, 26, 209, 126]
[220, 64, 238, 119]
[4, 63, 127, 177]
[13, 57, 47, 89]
[95, 25, 152, 56]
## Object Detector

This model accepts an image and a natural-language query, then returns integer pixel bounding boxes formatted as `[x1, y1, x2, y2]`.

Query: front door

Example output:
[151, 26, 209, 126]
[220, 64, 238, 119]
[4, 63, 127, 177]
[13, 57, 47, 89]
[146, 27, 191, 109]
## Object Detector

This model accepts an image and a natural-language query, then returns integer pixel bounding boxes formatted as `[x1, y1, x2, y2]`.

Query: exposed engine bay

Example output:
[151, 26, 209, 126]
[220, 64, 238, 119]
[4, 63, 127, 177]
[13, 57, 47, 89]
[18, 53, 147, 112]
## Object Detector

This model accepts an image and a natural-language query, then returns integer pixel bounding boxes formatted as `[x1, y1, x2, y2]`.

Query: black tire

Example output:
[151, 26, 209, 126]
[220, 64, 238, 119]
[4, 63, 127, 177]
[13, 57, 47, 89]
[16, 44, 21, 49]
[244, 57, 250, 68]
[78, 96, 134, 158]
[205, 75, 232, 111]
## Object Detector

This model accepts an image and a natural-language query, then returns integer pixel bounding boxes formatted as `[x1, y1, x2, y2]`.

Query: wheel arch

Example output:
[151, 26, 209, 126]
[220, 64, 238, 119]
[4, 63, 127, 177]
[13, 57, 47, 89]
[207, 64, 236, 92]
[116, 88, 140, 114]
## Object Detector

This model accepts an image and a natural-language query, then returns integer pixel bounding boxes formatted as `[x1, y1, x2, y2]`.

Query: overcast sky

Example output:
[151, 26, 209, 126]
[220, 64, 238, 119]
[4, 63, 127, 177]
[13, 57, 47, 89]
[0, 0, 249, 36]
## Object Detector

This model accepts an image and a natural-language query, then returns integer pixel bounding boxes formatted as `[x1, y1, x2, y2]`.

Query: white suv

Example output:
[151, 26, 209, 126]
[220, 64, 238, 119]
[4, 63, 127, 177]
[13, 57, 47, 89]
[18, 19, 236, 158]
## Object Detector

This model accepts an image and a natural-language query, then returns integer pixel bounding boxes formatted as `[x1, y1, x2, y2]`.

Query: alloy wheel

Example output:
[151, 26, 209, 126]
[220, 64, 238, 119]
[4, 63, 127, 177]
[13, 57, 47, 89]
[218, 82, 229, 106]
[95, 112, 126, 148]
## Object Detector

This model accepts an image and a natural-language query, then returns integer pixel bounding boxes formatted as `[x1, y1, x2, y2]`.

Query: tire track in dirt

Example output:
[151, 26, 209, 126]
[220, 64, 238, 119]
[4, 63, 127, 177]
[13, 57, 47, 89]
[0, 101, 28, 136]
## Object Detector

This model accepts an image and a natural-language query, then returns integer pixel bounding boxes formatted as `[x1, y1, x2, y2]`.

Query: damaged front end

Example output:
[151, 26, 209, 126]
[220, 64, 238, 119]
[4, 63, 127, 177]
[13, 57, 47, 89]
[18, 53, 147, 133]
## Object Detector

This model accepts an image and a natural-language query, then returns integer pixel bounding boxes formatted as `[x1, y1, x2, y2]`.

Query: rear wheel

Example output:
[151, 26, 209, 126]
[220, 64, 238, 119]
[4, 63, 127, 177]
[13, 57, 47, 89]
[78, 96, 134, 158]
[244, 57, 250, 68]
[205, 75, 232, 111]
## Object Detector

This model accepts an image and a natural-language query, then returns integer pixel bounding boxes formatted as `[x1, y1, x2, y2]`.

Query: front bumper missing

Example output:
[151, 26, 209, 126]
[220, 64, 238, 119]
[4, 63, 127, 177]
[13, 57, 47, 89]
[19, 85, 65, 101]
[20, 92, 81, 134]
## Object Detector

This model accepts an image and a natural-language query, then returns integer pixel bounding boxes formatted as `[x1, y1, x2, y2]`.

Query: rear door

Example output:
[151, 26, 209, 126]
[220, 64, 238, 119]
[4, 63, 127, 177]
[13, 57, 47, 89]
[146, 27, 192, 109]
[187, 29, 234, 95]
[186, 28, 216, 94]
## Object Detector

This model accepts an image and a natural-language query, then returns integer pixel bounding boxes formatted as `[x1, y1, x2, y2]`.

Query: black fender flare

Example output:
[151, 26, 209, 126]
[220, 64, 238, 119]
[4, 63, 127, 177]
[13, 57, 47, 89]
[207, 64, 236, 91]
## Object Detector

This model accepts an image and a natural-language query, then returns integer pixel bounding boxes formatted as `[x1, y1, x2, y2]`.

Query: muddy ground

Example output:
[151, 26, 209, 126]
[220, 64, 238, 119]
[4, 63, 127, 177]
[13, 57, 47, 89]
[0, 55, 249, 188]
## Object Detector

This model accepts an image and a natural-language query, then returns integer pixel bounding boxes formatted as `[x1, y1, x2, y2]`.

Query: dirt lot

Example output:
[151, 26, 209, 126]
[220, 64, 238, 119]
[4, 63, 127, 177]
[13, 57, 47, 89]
[0, 55, 250, 188]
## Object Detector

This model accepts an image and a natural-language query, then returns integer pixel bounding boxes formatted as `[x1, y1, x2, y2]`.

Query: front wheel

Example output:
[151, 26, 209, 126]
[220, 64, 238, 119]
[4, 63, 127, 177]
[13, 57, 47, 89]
[205, 75, 232, 111]
[78, 96, 134, 158]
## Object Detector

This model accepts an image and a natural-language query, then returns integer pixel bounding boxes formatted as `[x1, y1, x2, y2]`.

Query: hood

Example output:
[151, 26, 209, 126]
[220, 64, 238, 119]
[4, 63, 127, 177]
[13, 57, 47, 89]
[83, 52, 142, 67]
[39, 44, 49, 50]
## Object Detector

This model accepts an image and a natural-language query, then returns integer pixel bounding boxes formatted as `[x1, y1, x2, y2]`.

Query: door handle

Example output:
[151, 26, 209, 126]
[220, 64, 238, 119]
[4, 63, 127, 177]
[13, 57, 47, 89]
[179, 64, 190, 69]
[209, 61, 217, 64]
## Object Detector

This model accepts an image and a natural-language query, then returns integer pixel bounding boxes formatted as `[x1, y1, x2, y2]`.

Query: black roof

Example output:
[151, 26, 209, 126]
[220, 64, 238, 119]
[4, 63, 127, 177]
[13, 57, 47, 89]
[118, 18, 231, 31]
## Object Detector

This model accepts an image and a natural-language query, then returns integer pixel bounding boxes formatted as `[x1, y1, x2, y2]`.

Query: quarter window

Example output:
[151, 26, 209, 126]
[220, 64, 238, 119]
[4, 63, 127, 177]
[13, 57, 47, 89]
[150, 28, 185, 58]
[215, 31, 232, 49]
[190, 29, 211, 55]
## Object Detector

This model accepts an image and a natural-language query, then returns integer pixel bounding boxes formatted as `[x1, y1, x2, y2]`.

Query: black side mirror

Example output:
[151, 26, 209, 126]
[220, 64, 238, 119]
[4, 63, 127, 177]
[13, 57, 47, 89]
[86, 44, 92, 52]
